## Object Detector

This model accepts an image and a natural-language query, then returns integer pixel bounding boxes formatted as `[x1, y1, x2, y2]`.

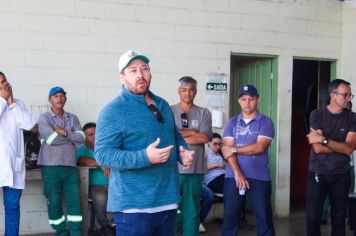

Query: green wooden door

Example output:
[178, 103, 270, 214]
[230, 56, 278, 207]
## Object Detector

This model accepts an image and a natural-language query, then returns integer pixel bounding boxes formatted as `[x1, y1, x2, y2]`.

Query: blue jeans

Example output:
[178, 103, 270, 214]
[200, 185, 214, 223]
[221, 178, 275, 236]
[2, 187, 22, 236]
[114, 209, 176, 236]
[306, 171, 350, 236]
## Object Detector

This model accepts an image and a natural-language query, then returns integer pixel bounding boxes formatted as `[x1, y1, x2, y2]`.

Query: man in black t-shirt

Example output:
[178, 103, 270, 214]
[307, 79, 356, 236]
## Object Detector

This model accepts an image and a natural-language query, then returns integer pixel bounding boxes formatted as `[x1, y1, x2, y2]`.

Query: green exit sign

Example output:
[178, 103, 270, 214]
[206, 82, 227, 91]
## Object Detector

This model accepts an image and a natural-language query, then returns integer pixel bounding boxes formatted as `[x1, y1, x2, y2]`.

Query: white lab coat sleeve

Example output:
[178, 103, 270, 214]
[0, 97, 7, 117]
[10, 99, 36, 131]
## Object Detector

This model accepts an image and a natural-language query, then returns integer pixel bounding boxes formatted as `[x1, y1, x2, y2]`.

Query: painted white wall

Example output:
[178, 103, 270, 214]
[0, 172, 53, 234]
[1, 0, 355, 232]
[341, 1, 356, 193]
[0, 0, 344, 122]
[341, 2, 356, 85]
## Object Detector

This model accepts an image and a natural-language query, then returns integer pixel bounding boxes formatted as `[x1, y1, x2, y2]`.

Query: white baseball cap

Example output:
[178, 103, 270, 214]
[118, 50, 150, 72]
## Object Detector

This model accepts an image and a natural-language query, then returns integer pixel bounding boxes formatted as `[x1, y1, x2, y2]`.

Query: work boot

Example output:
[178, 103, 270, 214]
[99, 225, 115, 236]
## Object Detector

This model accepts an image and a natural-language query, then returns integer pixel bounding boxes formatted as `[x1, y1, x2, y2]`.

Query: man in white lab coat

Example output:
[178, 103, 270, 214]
[0, 71, 36, 236]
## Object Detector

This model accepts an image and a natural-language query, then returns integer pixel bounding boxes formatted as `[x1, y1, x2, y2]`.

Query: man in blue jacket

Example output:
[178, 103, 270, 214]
[95, 50, 194, 236]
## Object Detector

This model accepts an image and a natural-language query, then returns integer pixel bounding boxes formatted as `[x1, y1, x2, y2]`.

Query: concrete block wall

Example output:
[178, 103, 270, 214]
[341, 2, 356, 85]
[341, 2, 356, 191]
[0, 170, 53, 234]
[0, 0, 355, 231]
[0, 0, 344, 124]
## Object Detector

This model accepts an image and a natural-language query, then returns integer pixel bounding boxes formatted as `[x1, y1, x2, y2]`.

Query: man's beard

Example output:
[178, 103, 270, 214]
[123, 82, 150, 95]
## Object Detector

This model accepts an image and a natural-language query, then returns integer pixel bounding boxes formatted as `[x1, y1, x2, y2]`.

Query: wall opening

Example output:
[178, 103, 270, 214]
[290, 59, 333, 212]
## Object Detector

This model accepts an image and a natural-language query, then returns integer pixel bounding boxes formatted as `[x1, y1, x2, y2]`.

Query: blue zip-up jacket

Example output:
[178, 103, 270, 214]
[95, 87, 188, 212]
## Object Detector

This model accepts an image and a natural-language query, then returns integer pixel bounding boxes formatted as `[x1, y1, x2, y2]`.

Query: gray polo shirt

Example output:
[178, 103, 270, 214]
[37, 109, 84, 167]
[170, 103, 212, 174]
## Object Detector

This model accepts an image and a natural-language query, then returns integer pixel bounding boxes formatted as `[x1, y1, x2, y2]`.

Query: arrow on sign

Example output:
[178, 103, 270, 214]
[206, 83, 227, 91]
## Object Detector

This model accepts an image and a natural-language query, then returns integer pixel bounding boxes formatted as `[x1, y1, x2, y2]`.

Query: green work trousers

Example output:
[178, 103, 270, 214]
[179, 174, 203, 236]
[41, 166, 82, 236]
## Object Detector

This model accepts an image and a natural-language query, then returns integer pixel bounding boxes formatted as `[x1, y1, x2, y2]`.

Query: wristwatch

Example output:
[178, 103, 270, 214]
[321, 138, 328, 146]
[231, 147, 237, 154]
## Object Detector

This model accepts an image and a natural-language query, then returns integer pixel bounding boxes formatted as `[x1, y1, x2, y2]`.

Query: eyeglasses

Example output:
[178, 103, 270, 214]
[148, 104, 163, 123]
[212, 142, 222, 146]
[181, 113, 188, 128]
[333, 92, 354, 100]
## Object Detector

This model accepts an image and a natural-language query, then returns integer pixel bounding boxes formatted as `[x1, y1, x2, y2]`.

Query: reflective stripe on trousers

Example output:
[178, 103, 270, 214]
[49, 215, 66, 225]
[67, 215, 83, 222]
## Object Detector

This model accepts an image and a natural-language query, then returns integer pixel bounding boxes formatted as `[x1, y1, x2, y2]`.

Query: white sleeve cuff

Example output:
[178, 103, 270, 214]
[8, 103, 16, 109]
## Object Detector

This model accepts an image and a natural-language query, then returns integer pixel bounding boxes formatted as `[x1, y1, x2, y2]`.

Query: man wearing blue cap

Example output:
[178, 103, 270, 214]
[221, 84, 275, 236]
[95, 50, 194, 236]
[37, 86, 85, 236]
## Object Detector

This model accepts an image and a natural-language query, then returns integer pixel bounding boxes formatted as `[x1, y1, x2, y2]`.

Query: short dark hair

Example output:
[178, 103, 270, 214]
[348, 101, 353, 110]
[0, 71, 6, 78]
[83, 122, 96, 131]
[210, 132, 222, 141]
[328, 79, 351, 94]
[179, 76, 197, 87]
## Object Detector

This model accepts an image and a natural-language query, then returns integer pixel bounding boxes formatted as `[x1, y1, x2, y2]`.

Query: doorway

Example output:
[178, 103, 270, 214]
[290, 59, 335, 211]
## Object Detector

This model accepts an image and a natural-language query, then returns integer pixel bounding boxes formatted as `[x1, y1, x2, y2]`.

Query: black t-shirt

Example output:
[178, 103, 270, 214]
[309, 107, 356, 174]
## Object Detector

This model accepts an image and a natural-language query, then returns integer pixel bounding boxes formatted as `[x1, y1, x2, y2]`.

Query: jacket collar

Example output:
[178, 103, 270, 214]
[49, 108, 68, 118]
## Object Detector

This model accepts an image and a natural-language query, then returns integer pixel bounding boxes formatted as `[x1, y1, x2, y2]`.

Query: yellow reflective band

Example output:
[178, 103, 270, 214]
[46, 132, 58, 145]
[75, 130, 85, 139]
[67, 215, 82, 222]
[49, 215, 65, 225]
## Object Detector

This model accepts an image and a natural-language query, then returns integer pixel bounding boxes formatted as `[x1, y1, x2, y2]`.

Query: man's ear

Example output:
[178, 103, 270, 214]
[119, 72, 124, 84]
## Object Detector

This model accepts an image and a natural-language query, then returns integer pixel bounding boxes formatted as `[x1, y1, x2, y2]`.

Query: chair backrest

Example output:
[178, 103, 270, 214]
[24, 131, 41, 169]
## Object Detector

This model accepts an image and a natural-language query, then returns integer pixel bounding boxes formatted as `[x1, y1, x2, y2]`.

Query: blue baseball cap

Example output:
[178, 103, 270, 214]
[49, 86, 66, 97]
[237, 84, 259, 97]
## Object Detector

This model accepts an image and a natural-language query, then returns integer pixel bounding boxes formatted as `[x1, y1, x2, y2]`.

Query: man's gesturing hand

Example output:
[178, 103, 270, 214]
[146, 138, 174, 164]
[179, 146, 194, 170]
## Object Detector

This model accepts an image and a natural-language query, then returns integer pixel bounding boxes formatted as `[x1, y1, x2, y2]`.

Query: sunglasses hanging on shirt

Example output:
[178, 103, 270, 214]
[148, 104, 164, 123]
[181, 112, 189, 128]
